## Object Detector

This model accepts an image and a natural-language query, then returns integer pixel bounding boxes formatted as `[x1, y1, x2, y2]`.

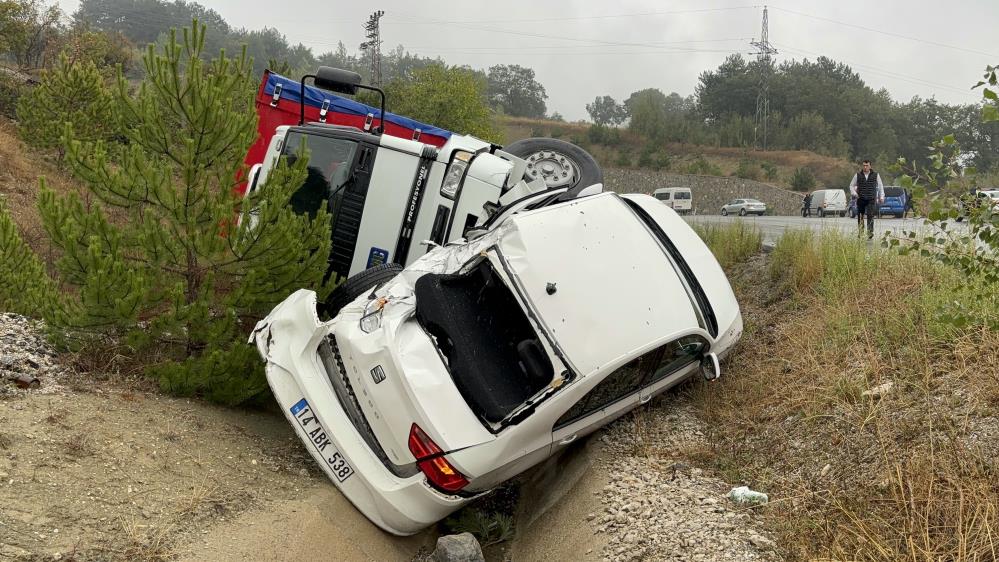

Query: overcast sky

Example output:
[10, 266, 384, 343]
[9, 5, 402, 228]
[55, 0, 999, 121]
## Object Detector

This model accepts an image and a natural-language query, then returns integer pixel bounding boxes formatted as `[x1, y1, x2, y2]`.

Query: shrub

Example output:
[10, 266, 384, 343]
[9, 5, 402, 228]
[0, 72, 24, 119]
[686, 155, 722, 176]
[734, 158, 762, 181]
[760, 160, 778, 181]
[0, 22, 335, 405]
[15, 54, 116, 157]
[789, 167, 816, 191]
[613, 150, 631, 167]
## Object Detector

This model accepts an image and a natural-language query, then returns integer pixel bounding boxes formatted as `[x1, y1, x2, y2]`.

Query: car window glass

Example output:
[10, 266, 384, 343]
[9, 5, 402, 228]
[554, 351, 656, 428]
[646, 335, 708, 385]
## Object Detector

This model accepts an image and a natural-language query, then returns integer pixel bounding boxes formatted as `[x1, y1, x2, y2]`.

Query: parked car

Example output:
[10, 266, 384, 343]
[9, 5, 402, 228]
[251, 189, 743, 535]
[720, 198, 766, 216]
[804, 189, 847, 217]
[878, 187, 907, 218]
[653, 187, 693, 215]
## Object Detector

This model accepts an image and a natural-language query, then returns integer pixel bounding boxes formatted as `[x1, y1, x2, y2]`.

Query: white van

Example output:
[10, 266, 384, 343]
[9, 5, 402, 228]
[653, 187, 693, 215]
[805, 189, 847, 217]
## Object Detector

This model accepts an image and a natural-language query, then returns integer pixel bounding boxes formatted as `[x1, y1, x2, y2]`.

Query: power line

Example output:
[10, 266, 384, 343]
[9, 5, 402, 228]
[383, 5, 759, 26]
[768, 6, 999, 60]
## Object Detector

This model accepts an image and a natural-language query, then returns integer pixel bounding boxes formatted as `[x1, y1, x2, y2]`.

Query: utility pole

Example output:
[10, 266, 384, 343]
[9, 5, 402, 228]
[360, 11, 385, 86]
[750, 6, 778, 151]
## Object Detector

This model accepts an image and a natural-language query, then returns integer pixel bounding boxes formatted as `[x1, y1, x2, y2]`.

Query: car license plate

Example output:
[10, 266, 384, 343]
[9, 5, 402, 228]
[290, 398, 354, 483]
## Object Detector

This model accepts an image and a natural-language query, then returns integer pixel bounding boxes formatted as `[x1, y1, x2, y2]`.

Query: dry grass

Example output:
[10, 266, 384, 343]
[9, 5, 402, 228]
[688, 230, 999, 560]
[0, 117, 81, 253]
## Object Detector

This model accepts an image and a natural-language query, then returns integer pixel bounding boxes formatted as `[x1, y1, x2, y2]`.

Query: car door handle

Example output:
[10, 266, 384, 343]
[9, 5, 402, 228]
[559, 434, 578, 445]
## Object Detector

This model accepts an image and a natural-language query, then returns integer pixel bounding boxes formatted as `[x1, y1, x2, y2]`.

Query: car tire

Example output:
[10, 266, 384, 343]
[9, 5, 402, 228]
[738, 208, 747, 216]
[721, 208, 728, 216]
[502, 138, 603, 193]
[320, 263, 404, 319]
[840, 211, 846, 217]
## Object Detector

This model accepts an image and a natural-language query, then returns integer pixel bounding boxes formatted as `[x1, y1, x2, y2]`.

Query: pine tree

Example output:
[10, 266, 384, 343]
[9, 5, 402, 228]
[1, 20, 334, 404]
[15, 53, 117, 157]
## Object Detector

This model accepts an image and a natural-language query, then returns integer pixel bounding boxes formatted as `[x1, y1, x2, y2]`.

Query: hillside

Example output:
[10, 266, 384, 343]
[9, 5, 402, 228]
[501, 116, 859, 193]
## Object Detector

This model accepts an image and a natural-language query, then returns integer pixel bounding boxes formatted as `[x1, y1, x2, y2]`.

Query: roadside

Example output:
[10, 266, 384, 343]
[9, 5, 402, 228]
[0, 312, 435, 561]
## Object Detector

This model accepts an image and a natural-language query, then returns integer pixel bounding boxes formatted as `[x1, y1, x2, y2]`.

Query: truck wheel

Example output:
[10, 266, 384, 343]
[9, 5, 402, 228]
[320, 263, 404, 319]
[503, 138, 602, 192]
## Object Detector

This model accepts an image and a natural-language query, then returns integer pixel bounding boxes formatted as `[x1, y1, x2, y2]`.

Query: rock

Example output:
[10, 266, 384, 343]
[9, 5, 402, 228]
[862, 381, 894, 398]
[820, 463, 831, 477]
[728, 486, 769, 505]
[432, 532, 484, 562]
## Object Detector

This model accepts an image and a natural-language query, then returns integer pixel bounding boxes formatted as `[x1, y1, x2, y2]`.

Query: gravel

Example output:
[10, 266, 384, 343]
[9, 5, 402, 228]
[0, 313, 63, 398]
[590, 394, 780, 562]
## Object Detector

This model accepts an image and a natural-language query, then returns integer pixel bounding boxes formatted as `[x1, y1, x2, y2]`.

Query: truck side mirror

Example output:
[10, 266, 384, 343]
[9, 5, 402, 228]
[314, 67, 362, 95]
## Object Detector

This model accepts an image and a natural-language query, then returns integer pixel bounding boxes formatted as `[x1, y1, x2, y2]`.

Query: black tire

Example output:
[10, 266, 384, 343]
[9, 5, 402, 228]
[840, 211, 846, 217]
[721, 208, 728, 216]
[503, 138, 603, 195]
[738, 208, 747, 216]
[320, 263, 403, 319]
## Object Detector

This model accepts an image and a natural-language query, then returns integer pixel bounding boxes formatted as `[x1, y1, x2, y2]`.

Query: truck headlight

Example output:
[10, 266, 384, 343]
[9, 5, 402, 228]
[360, 297, 387, 333]
[441, 151, 472, 199]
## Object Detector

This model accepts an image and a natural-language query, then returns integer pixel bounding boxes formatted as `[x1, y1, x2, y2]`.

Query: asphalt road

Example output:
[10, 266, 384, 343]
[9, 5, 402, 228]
[684, 214, 959, 246]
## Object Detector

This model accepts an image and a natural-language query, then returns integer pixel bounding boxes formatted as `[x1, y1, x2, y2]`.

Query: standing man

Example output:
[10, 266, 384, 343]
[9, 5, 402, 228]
[848, 159, 885, 239]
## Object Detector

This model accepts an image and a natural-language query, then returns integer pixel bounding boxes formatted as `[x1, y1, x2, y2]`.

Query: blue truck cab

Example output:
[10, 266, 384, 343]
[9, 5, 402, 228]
[879, 186, 906, 218]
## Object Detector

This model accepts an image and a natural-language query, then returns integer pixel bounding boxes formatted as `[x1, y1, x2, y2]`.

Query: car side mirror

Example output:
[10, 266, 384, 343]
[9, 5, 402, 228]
[314, 66, 362, 95]
[700, 352, 721, 381]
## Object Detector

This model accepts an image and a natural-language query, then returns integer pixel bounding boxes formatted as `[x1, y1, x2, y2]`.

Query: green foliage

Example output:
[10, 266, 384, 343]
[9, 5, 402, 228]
[733, 158, 762, 181]
[586, 94, 626, 126]
[0, 0, 63, 69]
[691, 222, 762, 271]
[0, 198, 61, 317]
[15, 53, 116, 155]
[613, 151, 631, 167]
[637, 143, 672, 170]
[586, 124, 621, 145]
[882, 70, 999, 332]
[0, 68, 25, 118]
[760, 160, 778, 181]
[59, 27, 135, 76]
[790, 167, 816, 191]
[685, 155, 721, 176]
[11, 21, 335, 404]
[486, 64, 547, 119]
[443, 509, 514, 547]
[384, 63, 500, 142]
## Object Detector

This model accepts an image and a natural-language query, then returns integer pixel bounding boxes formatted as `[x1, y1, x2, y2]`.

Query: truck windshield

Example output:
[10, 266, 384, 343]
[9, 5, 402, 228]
[282, 132, 359, 218]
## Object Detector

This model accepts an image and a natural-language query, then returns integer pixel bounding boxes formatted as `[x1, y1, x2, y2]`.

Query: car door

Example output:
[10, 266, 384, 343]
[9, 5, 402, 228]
[551, 355, 648, 451]
[639, 334, 710, 403]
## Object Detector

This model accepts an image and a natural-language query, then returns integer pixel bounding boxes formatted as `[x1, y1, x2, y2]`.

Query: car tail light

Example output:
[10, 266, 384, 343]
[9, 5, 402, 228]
[408, 424, 468, 493]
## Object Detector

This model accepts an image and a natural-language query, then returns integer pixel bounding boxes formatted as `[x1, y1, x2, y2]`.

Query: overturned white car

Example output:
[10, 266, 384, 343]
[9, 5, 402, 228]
[251, 188, 742, 535]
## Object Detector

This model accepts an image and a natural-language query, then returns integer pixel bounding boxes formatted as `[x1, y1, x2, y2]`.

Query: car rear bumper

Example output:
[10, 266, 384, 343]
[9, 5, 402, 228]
[251, 290, 471, 535]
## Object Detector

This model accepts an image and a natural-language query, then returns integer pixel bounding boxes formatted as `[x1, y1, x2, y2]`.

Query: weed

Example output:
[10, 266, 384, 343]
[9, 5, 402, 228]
[63, 433, 93, 457]
[691, 221, 762, 271]
[443, 509, 515, 547]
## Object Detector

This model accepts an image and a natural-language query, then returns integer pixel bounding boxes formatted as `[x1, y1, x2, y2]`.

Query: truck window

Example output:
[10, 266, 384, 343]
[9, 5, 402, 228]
[282, 132, 359, 218]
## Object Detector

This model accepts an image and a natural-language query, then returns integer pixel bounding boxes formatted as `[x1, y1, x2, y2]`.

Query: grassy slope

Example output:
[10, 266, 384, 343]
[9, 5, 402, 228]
[690, 226, 999, 560]
[501, 116, 857, 191]
[0, 117, 80, 251]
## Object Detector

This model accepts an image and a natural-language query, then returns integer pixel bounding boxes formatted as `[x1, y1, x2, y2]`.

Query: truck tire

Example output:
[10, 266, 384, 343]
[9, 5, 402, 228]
[503, 138, 602, 192]
[320, 263, 404, 319]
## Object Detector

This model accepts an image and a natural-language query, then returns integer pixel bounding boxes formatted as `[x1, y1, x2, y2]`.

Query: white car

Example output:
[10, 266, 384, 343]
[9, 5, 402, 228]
[250, 189, 743, 535]
[720, 198, 767, 216]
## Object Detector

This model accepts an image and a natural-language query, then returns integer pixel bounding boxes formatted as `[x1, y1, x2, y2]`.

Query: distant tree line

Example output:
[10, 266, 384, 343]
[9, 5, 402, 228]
[588, 54, 999, 176]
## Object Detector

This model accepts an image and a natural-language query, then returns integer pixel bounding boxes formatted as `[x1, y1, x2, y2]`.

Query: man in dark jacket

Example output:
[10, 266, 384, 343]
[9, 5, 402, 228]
[848, 159, 885, 239]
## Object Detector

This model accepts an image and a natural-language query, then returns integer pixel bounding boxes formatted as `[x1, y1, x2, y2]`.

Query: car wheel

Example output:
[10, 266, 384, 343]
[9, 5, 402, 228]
[840, 211, 846, 217]
[738, 208, 746, 216]
[503, 138, 603, 193]
[320, 263, 404, 319]
[721, 208, 728, 216]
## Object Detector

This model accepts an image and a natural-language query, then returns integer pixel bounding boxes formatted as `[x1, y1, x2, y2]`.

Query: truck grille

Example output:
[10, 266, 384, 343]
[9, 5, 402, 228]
[317, 336, 418, 478]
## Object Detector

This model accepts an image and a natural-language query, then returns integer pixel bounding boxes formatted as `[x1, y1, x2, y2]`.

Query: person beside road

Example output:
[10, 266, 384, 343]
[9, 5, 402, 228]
[801, 192, 813, 217]
[848, 159, 885, 239]
[903, 188, 915, 218]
